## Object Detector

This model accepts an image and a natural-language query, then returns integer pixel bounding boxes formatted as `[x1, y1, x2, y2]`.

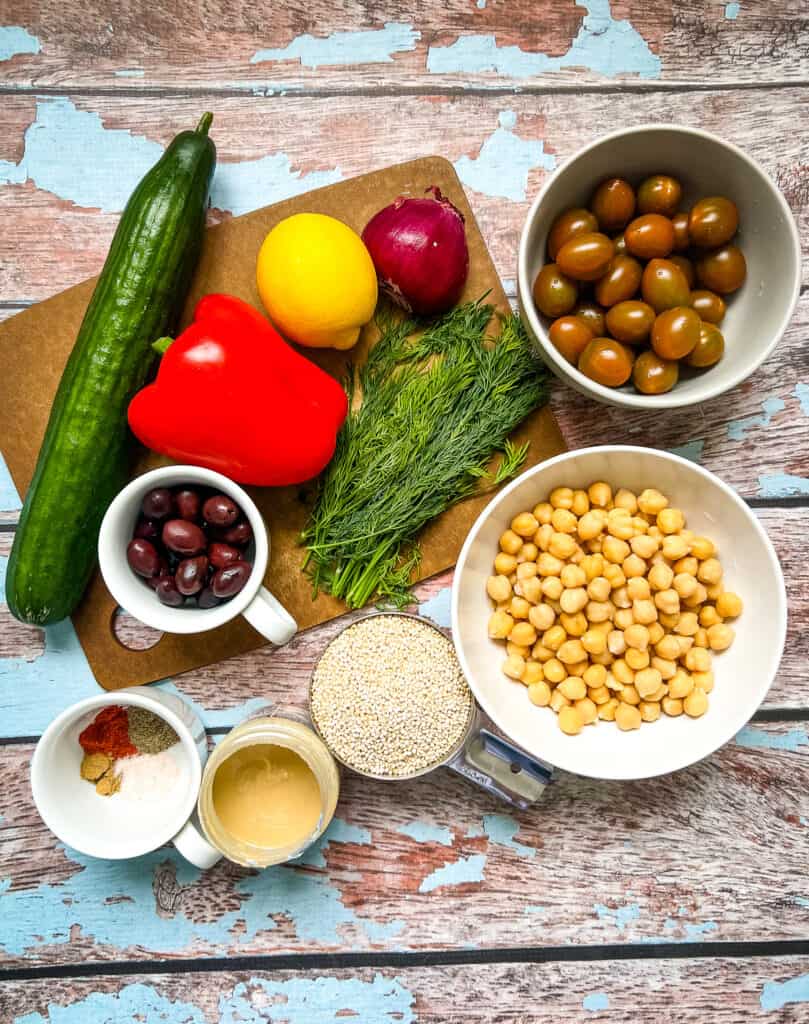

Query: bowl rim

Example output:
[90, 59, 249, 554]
[517, 123, 802, 411]
[450, 444, 788, 780]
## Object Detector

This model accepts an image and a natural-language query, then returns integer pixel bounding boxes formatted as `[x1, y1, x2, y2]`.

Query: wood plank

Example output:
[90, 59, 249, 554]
[2, 721, 807, 965]
[2, 1, 808, 90]
[5, 959, 809, 1023]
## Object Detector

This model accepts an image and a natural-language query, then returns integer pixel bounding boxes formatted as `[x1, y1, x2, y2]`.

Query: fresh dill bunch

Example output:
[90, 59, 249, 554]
[302, 298, 549, 609]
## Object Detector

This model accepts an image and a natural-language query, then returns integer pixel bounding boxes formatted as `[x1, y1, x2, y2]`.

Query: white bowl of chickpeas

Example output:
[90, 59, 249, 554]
[451, 445, 786, 780]
[517, 124, 801, 408]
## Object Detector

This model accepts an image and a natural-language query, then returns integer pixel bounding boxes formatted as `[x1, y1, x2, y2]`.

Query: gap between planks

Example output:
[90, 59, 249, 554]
[4, 939, 809, 983]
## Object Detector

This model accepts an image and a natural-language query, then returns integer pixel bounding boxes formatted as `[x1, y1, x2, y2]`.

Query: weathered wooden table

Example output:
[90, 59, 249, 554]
[1, 3, 808, 1021]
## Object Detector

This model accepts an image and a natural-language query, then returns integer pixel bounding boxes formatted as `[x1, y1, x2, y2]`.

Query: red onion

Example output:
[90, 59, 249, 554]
[362, 186, 469, 317]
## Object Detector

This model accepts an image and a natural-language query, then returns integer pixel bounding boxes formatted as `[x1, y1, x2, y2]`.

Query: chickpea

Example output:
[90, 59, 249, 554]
[567, 659, 589, 678]
[544, 658, 566, 684]
[581, 553, 605, 581]
[658, 611, 680, 630]
[559, 675, 587, 700]
[647, 622, 664, 645]
[549, 532, 578, 560]
[662, 534, 690, 561]
[587, 576, 611, 602]
[648, 683, 669, 702]
[651, 655, 677, 680]
[558, 639, 587, 665]
[503, 654, 525, 680]
[612, 585, 632, 610]
[623, 623, 650, 651]
[605, 671, 623, 691]
[603, 563, 626, 589]
[535, 523, 554, 551]
[551, 508, 578, 535]
[575, 697, 598, 725]
[511, 512, 539, 538]
[607, 516, 635, 541]
[647, 563, 673, 593]
[623, 554, 647, 579]
[560, 563, 586, 588]
[577, 510, 605, 542]
[547, 598, 563, 615]
[528, 680, 551, 706]
[598, 698, 619, 721]
[489, 610, 514, 639]
[674, 612, 699, 636]
[639, 700, 661, 723]
[654, 589, 680, 616]
[570, 546, 585, 565]
[638, 488, 669, 515]
[705, 581, 724, 601]
[632, 599, 658, 625]
[662, 695, 683, 716]
[571, 489, 590, 517]
[674, 555, 699, 576]
[560, 587, 588, 614]
[588, 481, 613, 508]
[550, 486, 574, 510]
[527, 603, 555, 633]
[602, 535, 631, 564]
[517, 542, 539, 564]
[613, 659, 635, 686]
[697, 604, 721, 628]
[541, 576, 564, 601]
[668, 670, 694, 700]
[538, 552, 564, 577]
[697, 557, 723, 586]
[543, 625, 567, 651]
[673, 572, 698, 599]
[519, 576, 543, 604]
[487, 575, 512, 603]
[692, 670, 714, 693]
[614, 488, 638, 513]
[608, 629, 627, 655]
[587, 538, 604, 554]
[634, 667, 663, 699]
[620, 686, 640, 706]
[716, 591, 743, 619]
[558, 704, 583, 735]
[532, 642, 553, 663]
[581, 629, 607, 656]
[509, 621, 538, 648]
[707, 623, 734, 651]
[507, 641, 531, 659]
[694, 627, 709, 649]
[630, 533, 659, 559]
[520, 660, 543, 686]
[550, 689, 571, 712]
[655, 634, 681, 661]
[625, 647, 650, 671]
[585, 600, 613, 624]
[560, 611, 588, 637]
[494, 551, 518, 575]
[684, 647, 711, 673]
[657, 507, 685, 535]
[509, 596, 530, 620]
[499, 529, 522, 554]
[624, 577, 649, 603]
[588, 685, 611, 705]
[691, 536, 716, 560]
[684, 688, 709, 718]
[646, 521, 662, 535]
[615, 702, 642, 730]
[613, 607, 632, 630]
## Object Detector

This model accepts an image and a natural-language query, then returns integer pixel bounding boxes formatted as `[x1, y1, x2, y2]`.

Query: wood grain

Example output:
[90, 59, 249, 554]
[2, 0, 808, 89]
[2, 721, 807, 966]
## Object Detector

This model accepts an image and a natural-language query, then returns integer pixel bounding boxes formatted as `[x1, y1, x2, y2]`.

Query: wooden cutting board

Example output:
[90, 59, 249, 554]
[0, 156, 566, 689]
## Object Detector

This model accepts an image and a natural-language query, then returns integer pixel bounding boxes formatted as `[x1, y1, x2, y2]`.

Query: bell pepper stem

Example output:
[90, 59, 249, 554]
[153, 336, 174, 356]
[196, 112, 213, 136]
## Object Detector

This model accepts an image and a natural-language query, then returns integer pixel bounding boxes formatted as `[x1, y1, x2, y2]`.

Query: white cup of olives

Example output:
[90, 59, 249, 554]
[98, 465, 297, 645]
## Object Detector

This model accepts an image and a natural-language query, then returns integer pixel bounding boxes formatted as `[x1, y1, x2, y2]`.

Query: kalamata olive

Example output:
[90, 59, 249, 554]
[174, 488, 201, 521]
[695, 245, 746, 294]
[572, 300, 606, 336]
[547, 207, 599, 260]
[612, 233, 627, 255]
[208, 542, 243, 569]
[556, 232, 614, 281]
[670, 254, 696, 288]
[203, 494, 240, 527]
[577, 338, 634, 388]
[636, 175, 682, 217]
[532, 263, 578, 317]
[686, 322, 725, 368]
[690, 289, 726, 324]
[211, 560, 252, 599]
[651, 307, 701, 360]
[632, 350, 679, 395]
[154, 577, 184, 607]
[221, 520, 253, 547]
[548, 316, 593, 365]
[688, 196, 739, 248]
[625, 214, 675, 260]
[176, 555, 209, 596]
[145, 557, 170, 589]
[590, 178, 636, 231]
[141, 487, 173, 520]
[197, 587, 220, 609]
[133, 518, 159, 541]
[605, 300, 656, 345]
[162, 518, 207, 556]
[594, 254, 642, 307]
[671, 212, 690, 251]
[127, 538, 161, 578]
[641, 258, 691, 313]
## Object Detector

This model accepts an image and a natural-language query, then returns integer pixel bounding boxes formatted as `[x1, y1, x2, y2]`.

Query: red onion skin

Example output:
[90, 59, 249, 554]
[362, 186, 469, 317]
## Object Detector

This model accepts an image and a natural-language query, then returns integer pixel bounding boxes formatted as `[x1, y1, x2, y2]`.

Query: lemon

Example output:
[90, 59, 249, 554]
[256, 213, 378, 350]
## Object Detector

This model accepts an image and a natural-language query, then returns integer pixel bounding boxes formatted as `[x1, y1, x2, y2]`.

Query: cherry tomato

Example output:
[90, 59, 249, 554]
[572, 300, 606, 336]
[669, 254, 695, 289]
[533, 263, 578, 317]
[632, 349, 679, 395]
[689, 196, 739, 248]
[556, 232, 614, 281]
[690, 289, 726, 325]
[637, 175, 682, 217]
[613, 232, 627, 255]
[641, 258, 691, 313]
[578, 337, 634, 388]
[671, 212, 690, 251]
[625, 214, 675, 260]
[651, 307, 701, 360]
[686, 322, 725, 368]
[605, 300, 656, 345]
[695, 245, 746, 294]
[548, 316, 594, 364]
[594, 254, 643, 307]
[590, 178, 636, 231]
[547, 207, 599, 260]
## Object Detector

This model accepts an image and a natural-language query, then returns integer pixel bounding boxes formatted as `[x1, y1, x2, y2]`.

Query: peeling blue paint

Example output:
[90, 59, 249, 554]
[793, 896, 809, 908]
[15, 983, 206, 1024]
[0, 26, 41, 61]
[758, 472, 809, 498]
[668, 439, 705, 463]
[113, 68, 145, 77]
[465, 823, 485, 838]
[220, 974, 416, 1023]
[251, 23, 419, 68]
[454, 110, 555, 201]
[684, 920, 718, 939]
[760, 972, 809, 1012]
[735, 725, 809, 753]
[299, 817, 372, 867]
[583, 992, 610, 1012]
[418, 853, 486, 893]
[0, 450, 22, 512]
[418, 587, 452, 628]
[483, 813, 535, 858]
[594, 902, 640, 931]
[397, 821, 454, 846]
[427, 1, 660, 80]
[794, 382, 809, 416]
[0, 96, 343, 217]
[726, 396, 785, 442]
[525, 904, 546, 915]
[725, 3, 740, 19]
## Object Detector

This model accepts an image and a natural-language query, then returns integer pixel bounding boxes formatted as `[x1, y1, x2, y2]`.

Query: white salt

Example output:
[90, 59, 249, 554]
[117, 745, 182, 801]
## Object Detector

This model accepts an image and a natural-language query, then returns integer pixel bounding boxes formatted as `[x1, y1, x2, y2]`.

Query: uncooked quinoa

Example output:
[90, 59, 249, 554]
[310, 614, 473, 778]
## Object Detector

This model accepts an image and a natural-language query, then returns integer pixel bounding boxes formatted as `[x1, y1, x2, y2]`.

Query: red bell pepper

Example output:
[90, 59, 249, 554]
[128, 294, 348, 486]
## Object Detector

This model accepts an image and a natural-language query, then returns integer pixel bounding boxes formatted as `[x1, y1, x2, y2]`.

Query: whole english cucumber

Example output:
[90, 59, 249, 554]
[6, 113, 216, 624]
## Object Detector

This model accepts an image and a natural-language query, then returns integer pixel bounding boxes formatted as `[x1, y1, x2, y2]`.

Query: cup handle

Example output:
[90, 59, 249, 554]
[172, 816, 222, 869]
[447, 726, 553, 810]
[242, 586, 297, 646]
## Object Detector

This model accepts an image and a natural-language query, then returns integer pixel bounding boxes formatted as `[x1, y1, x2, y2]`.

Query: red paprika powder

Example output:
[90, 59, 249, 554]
[78, 705, 137, 758]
